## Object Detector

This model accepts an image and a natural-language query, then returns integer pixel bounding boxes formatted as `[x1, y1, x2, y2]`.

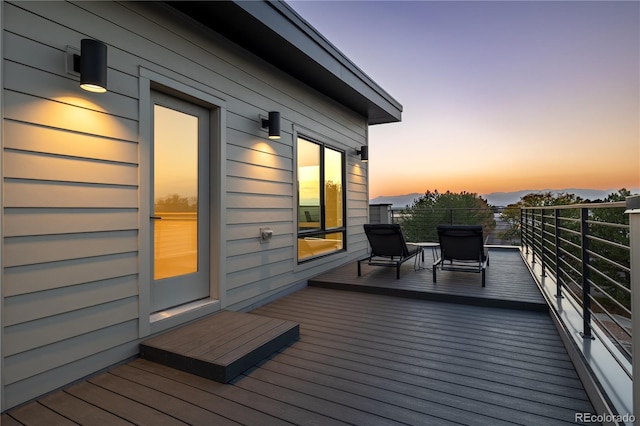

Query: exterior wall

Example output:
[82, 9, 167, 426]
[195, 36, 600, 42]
[369, 204, 392, 224]
[1, 1, 370, 410]
[0, 0, 4, 412]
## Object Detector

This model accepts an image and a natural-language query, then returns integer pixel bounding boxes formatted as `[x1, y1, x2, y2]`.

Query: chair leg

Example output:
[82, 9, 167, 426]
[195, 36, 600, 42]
[482, 268, 486, 287]
[396, 264, 400, 279]
[432, 265, 437, 283]
[357, 260, 362, 277]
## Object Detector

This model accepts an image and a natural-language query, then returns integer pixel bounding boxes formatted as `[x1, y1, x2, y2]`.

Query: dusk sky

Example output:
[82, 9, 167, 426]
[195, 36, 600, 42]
[287, 1, 640, 198]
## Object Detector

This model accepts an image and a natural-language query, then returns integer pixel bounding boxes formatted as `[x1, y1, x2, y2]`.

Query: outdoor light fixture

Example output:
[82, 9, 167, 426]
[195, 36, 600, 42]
[73, 39, 108, 93]
[261, 111, 281, 140]
[357, 145, 368, 162]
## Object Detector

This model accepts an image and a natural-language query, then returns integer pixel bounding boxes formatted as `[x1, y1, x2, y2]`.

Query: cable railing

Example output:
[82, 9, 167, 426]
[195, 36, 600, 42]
[521, 202, 631, 377]
[373, 199, 635, 419]
[389, 207, 514, 245]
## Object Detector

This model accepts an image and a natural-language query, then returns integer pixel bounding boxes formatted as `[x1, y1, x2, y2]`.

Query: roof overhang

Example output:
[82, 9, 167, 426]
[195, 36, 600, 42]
[165, 0, 402, 125]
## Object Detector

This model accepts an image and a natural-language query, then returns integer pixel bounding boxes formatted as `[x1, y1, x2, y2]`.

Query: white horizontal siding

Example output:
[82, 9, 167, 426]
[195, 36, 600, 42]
[225, 222, 293, 242]
[4, 208, 138, 237]
[5, 275, 138, 326]
[227, 160, 293, 184]
[226, 265, 300, 306]
[3, 1, 143, 410]
[4, 121, 138, 163]
[4, 180, 138, 208]
[4, 90, 137, 141]
[3, 56, 138, 121]
[4, 321, 138, 386]
[4, 253, 138, 297]
[1, 0, 373, 410]
[4, 297, 138, 356]
[4, 231, 137, 267]
[4, 337, 139, 410]
[226, 193, 292, 210]
[227, 176, 293, 199]
[5, 150, 137, 185]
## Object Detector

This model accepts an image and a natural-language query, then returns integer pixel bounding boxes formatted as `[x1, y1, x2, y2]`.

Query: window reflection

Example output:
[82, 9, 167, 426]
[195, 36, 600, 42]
[297, 138, 321, 232]
[324, 147, 343, 229]
[153, 105, 199, 279]
[297, 136, 345, 261]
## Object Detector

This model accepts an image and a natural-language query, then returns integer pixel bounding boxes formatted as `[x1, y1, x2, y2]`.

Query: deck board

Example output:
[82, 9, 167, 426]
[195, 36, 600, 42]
[38, 392, 132, 426]
[64, 381, 186, 425]
[5, 258, 596, 425]
[3, 401, 78, 426]
[140, 310, 299, 383]
[310, 248, 548, 311]
[250, 288, 594, 424]
[129, 359, 353, 426]
[87, 373, 239, 425]
[108, 364, 291, 425]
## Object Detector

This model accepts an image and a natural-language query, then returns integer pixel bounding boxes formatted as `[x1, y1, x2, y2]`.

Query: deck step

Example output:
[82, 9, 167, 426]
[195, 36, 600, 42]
[140, 311, 299, 383]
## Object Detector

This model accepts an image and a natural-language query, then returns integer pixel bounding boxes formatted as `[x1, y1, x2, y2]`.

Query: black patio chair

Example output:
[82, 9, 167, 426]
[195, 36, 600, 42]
[433, 225, 489, 287]
[358, 224, 422, 279]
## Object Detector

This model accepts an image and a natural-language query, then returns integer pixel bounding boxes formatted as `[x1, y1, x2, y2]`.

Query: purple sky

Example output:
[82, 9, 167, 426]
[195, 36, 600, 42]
[287, 1, 640, 197]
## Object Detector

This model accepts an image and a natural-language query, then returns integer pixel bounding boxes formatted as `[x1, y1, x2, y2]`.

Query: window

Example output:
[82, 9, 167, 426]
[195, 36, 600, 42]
[297, 136, 346, 261]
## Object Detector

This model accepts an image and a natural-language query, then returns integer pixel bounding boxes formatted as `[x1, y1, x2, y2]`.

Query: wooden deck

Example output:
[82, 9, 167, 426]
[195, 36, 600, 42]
[140, 311, 299, 383]
[311, 248, 547, 311]
[4, 250, 597, 425]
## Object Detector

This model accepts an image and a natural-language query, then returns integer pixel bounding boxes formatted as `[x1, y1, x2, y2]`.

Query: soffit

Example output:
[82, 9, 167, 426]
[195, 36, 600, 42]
[165, 0, 402, 125]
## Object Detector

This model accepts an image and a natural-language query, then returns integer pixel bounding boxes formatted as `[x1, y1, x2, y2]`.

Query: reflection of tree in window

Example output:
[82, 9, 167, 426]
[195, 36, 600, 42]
[155, 194, 198, 212]
[324, 146, 343, 229]
[325, 181, 342, 228]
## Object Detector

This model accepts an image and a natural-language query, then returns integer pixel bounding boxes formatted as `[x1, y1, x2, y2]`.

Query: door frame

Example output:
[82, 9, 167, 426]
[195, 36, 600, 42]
[138, 68, 227, 337]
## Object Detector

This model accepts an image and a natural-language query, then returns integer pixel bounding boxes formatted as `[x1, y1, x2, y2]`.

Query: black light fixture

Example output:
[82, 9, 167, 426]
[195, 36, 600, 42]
[73, 39, 107, 93]
[357, 145, 368, 162]
[261, 111, 281, 140]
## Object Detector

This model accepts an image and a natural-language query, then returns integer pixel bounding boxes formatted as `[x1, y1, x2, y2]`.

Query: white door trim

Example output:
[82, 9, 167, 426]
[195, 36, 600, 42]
[138, 67, 227, 337]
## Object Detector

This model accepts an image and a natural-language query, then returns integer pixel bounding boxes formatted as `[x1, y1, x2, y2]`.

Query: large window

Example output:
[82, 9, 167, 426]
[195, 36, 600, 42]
[297, 136, 346, 261]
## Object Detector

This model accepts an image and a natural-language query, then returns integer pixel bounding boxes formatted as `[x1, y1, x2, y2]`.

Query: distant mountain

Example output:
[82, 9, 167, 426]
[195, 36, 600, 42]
[371, 188, 638, 208]
[370, 193, 421, 208]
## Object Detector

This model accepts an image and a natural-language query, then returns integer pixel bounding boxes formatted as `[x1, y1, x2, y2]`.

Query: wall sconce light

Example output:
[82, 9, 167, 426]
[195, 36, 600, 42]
[261, 111, 281, 140]
[356, 146, 369, 162]
[73, 39, 108, 93]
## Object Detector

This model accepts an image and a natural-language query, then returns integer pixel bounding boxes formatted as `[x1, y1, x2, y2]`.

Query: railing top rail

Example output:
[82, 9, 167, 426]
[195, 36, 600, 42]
[521, 201, 626, 211]
[391, 207, 500, 211]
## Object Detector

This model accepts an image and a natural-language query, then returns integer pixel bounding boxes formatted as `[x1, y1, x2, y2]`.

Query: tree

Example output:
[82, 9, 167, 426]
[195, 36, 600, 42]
[155, 194, 198, 212]
[325, 180, 343, 228]
[509, 188, 634, 320]
[400, 190, 495, 242]
[588, 189, 631, 312]
[499, 191, 584, 241]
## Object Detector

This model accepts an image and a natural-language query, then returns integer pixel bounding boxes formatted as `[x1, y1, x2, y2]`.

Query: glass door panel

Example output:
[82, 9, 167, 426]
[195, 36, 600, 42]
[153, 105, 199, 279]
[151, 92, 210, 312]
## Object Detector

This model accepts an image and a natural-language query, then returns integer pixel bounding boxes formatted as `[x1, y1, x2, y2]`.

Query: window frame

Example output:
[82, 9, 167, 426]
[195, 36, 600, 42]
[296, 134, 347, 263]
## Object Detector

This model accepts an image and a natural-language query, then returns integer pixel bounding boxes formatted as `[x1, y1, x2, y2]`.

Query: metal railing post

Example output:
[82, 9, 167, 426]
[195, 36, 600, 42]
[541, 209, 546, 277]
[625, 195, 640, 421]
[534, 208, 541, 265]
[520, 209, 529, 255]
[580, 207, 593, 339]
[554, 208, 562, 298]
[531, 209, 537, 265]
